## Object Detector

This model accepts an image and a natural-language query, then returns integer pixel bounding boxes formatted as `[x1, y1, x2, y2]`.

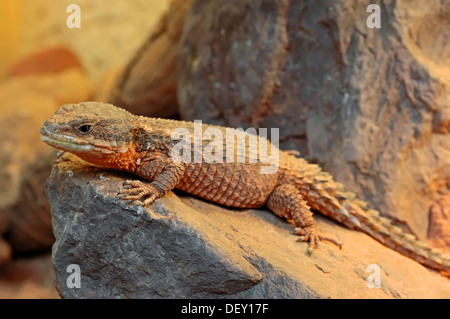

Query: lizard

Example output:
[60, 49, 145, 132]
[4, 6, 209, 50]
[40, 101, 450, 275]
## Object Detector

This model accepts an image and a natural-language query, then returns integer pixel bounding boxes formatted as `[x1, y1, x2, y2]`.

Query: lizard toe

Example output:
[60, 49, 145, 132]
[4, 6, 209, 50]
[123, 180, 145, 188]
[142, 194, 159, 206]
[294, 226, 340, 254]
[119, 182, 161, 206]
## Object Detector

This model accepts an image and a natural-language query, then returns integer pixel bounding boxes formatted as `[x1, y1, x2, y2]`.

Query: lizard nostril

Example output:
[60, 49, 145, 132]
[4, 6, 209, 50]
[41, 122, 59, 135]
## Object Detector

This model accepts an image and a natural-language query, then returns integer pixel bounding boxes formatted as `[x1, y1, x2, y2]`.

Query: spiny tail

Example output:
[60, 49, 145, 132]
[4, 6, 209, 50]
[293, 162, 450, 275]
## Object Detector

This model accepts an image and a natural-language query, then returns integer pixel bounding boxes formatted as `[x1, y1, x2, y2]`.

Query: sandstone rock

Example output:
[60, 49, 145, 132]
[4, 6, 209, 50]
[0, 49, 92, 255]
[177, 0, 450, 241]
[109, 0, 192, 118]
[429, 195, 450, 252]
[47, 153, 450, 299]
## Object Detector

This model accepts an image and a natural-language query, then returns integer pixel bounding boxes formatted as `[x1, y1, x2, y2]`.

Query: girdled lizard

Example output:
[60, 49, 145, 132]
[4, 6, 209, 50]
[40, 102, 450, 275]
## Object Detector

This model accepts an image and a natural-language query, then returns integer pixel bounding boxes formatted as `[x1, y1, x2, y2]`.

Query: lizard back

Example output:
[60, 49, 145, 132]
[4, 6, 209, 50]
[138, 116, 281, 208]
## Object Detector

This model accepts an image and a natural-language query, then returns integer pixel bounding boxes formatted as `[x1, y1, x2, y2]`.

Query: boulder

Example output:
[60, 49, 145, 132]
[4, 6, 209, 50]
[47, 153, 450, 298]
[177, 0, 450, 241]
[109, 0, 192, 118]
[429, 195, 450, 252]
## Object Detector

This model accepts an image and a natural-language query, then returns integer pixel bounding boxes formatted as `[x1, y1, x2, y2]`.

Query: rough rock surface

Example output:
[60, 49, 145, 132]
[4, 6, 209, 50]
[0, 48, 91, 256]
[429, 195, 450, 252]
[177, 0, 450, 241]
[47, 153, 450, 299]
[109, 0, 191, 118]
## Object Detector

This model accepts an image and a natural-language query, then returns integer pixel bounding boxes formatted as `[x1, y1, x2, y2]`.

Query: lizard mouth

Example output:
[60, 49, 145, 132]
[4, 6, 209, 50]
[40, 127, 95, 153]
[40, 126, 119, 159]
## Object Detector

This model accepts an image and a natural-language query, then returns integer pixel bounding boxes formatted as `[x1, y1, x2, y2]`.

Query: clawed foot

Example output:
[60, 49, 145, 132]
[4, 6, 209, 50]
[294, 226, 342, 255]
[118, 180, 160, 206]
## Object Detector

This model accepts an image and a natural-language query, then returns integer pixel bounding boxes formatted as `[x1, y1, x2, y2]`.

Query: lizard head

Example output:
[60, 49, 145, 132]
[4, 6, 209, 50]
[40, 102, 139, 169]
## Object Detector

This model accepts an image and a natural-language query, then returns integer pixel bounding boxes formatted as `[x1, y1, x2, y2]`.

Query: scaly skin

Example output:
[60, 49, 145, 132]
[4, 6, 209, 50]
[40, 102, 450, 275]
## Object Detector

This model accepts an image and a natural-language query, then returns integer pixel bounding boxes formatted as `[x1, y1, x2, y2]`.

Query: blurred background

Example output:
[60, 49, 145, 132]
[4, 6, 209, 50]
[0, 0, 170, 83]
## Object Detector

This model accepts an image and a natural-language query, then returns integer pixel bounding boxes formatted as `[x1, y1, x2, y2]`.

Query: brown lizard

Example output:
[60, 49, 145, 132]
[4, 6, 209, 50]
[40, 101, 450, 275]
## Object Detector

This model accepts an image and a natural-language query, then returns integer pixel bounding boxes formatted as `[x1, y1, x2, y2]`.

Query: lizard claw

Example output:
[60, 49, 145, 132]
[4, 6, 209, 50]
[294, 226, 342, 255]
[118, 180, 160, 206]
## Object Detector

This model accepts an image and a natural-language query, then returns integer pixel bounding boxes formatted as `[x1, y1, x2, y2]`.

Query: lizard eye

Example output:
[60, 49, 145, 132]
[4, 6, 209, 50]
[77, 124, 92, 134]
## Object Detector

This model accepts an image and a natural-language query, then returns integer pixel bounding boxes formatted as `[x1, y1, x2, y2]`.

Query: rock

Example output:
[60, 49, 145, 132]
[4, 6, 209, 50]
[47, 153, 450, 298]
[0, 48, 92, 255]
[94, 67, 123, 103]
[109, 0, 192, 118]
[429, 195, 450, 252]
[177, 0, 450, 241]
[8, 46, 84, 77]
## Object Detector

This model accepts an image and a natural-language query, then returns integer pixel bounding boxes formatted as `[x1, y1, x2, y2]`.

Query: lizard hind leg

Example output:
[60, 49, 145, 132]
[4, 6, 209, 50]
[266, 184, 342, 255]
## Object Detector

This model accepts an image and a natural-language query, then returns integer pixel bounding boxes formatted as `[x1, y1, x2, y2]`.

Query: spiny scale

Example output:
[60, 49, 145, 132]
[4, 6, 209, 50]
[277, 151, 450, 274]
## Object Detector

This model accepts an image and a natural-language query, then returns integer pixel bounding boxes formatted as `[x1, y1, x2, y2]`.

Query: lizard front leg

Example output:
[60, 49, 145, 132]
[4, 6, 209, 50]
[266, 184, 342, 255]
[118, 158, 185, 206]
